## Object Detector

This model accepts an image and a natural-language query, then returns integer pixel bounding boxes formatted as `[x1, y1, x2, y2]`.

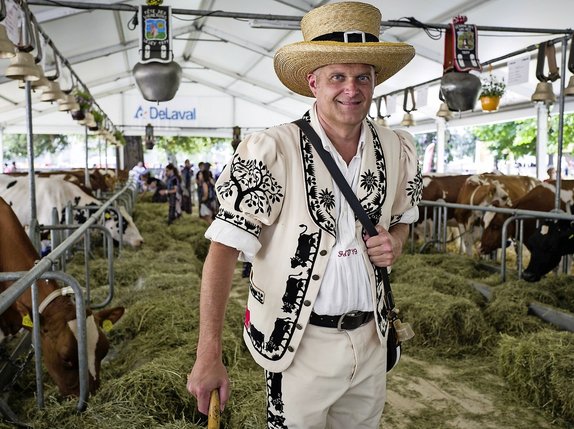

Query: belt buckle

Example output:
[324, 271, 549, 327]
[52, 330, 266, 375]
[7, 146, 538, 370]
[337, 310, 359, 331]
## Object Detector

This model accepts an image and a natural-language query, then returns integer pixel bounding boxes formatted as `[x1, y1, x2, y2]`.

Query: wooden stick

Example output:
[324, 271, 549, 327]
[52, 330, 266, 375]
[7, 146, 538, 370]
[207, 389, 220, 429]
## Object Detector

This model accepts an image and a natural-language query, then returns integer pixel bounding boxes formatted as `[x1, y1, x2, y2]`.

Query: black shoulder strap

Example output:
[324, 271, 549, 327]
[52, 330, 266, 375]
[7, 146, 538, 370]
[293, 118, 396, 312]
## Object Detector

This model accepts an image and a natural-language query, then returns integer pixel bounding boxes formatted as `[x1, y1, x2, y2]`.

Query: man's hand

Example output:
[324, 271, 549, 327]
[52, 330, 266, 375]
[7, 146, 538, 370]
[364, 224, 408, 267]
[187, 354, 230, 415]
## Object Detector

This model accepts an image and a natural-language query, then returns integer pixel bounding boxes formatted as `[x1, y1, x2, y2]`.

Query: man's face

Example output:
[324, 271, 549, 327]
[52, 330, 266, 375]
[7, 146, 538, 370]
[307, 63, 375, 128]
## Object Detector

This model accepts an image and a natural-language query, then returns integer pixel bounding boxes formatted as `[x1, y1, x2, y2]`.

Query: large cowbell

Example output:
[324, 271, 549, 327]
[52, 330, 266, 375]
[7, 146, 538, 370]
[133, 4, 181, 102]
[439, 16, 481, 112]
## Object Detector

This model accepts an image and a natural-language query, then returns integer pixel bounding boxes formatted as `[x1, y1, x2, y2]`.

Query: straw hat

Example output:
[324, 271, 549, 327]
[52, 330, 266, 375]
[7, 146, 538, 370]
[274, 2, 415, 97]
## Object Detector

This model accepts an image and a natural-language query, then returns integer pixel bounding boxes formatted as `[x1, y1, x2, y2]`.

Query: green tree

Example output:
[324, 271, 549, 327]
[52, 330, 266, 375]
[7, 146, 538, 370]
[154, 135, 230, 157]
[3, 134, 71, 159]
[471, 119, 537, 165]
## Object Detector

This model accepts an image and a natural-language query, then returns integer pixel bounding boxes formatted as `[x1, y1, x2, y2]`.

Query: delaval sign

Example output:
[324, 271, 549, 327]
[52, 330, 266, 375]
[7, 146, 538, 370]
[134, 105, 196, 121]
[127, 95, 233, 128]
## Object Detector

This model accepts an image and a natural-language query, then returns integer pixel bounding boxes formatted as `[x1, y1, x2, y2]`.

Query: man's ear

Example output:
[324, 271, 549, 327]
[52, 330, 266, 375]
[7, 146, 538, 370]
[307, 73, 318, 97]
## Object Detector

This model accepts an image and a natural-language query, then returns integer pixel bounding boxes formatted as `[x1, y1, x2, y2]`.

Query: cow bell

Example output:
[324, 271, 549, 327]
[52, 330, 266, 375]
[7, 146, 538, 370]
[400, 112, 416, 127]
[440, 71, 481, 112]
[531, 81, 556, 105]
[133, 61, 182, 102]
[5, 51, 41, 81]
[436, 102, 453, 121]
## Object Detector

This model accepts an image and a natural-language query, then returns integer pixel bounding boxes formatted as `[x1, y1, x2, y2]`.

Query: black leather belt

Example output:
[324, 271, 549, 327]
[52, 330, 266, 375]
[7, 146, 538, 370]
[309, 311, 374, 331]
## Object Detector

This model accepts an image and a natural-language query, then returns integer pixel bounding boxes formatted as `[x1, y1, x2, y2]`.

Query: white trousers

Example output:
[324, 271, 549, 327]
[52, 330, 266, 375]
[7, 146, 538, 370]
[265, 320, 387, 429]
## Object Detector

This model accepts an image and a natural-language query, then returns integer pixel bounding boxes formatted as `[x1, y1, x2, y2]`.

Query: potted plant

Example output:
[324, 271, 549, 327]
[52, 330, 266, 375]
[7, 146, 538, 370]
[479, 74, 505, 112]
[90, 109, 103, 131]
[71, 88, 92, 120]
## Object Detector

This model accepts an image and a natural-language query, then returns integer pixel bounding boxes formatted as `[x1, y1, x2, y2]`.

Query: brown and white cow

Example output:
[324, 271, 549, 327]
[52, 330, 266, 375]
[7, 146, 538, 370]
[415, 174, 471, 245]
[0, 174, 143, 248]
[0, 196, 124, 396]
[479, 181, 574, 255]
[454, 173, 541, 255]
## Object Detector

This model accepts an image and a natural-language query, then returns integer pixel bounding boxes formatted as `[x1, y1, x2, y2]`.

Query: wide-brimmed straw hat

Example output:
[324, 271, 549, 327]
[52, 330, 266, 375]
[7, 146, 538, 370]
[274, 2, 415, 97]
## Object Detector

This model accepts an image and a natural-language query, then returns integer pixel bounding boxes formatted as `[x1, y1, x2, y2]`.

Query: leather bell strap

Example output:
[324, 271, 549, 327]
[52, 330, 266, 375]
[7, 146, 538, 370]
[536, 41, 560, 82]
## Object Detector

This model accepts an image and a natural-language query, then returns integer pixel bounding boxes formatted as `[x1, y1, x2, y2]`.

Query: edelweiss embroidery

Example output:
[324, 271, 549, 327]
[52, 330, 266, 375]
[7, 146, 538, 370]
[406, 164, 423, 206]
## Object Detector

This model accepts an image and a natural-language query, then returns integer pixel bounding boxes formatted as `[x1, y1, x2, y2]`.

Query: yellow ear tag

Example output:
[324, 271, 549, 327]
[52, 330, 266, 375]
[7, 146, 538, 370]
[102, 319, 113, 333]
[22, 314, 33, 328]
[105, 213, 111, 220]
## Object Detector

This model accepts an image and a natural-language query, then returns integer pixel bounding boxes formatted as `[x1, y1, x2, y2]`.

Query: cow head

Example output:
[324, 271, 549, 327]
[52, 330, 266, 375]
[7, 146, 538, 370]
[103, 207, 144, 248]
[60, 203, 143, 248]
[20, 293, 125, 396]
[479, 203, 513, 255]
[522, 221, 574, 282]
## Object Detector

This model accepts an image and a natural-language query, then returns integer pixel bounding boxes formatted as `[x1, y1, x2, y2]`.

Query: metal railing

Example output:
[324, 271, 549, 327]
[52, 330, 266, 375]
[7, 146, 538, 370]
[0, 180, 136, 412]
[414, 200, 574, 281]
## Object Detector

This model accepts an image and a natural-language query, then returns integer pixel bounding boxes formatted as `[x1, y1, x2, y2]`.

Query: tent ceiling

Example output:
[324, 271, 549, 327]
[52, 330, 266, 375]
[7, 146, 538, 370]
[0, 0, 573, 138]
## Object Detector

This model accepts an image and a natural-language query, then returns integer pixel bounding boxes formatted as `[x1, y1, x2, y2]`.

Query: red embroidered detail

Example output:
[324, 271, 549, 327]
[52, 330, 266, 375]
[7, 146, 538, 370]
[244, 308, 250, 328]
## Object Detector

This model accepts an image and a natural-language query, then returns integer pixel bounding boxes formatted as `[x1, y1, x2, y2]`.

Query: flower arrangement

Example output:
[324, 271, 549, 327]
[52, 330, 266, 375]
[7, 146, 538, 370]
[480, 74, 506, 98]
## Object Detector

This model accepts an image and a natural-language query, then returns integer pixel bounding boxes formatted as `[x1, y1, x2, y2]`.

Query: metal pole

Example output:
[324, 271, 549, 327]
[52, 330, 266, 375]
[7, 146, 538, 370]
[84, 126, 90, 189]
[25, 80, 39, 247]
[24, 1, 574, 35]
[554, 35, 568, 210]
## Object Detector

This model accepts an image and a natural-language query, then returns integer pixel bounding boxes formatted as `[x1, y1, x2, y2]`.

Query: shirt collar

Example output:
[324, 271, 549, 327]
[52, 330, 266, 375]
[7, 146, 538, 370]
[310, 103, 367, 157]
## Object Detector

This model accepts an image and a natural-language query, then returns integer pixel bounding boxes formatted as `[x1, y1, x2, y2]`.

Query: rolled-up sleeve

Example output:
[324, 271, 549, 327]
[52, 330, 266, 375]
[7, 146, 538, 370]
[205, 130, 286, 258]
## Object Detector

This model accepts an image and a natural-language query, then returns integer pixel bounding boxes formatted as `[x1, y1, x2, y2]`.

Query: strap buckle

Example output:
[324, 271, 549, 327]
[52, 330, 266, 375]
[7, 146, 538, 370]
[343, 30, 366, 43]
[337, 310, 360, 331]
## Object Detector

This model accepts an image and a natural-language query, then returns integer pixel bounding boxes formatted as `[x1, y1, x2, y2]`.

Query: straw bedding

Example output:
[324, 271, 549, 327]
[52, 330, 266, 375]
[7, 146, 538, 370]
[1, 201, 573, 428]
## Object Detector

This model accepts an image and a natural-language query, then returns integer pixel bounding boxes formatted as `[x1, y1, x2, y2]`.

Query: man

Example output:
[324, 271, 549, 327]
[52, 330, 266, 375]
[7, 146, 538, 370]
[181, 159, 193, 214]
[187, 2, 422, 428]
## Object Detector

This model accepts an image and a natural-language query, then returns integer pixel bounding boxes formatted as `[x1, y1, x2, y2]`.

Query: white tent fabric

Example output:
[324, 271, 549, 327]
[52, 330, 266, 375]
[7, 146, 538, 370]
[0, 0, 574, 139]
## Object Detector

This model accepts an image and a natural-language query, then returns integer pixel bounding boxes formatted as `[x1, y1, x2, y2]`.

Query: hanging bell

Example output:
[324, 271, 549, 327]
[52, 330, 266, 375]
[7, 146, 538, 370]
[40, 80, 65, 102]
[5, 51, 41, 81]
[436, 102, 453, 121]
[565, 76, 574, 96]
[0, 24, 15, 58]
[18, 66, 50, 91]
[400, 112, 415, 127]
[58, 93, 80, 112]
[531, 81, 556, 105]
[375, 116, 388, 127]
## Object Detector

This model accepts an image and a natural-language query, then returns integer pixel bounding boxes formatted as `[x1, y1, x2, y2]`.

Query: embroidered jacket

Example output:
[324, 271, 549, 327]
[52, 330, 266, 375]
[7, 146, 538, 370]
[213, 111, 422, 372]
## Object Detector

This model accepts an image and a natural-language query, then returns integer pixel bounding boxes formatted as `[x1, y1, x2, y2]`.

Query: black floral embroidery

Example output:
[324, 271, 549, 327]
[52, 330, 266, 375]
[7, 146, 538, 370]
[406, 165, 423, 206]
[360, 170, 378, 193]
[218, 155, 283, 216]
[318, 188, 335, 211]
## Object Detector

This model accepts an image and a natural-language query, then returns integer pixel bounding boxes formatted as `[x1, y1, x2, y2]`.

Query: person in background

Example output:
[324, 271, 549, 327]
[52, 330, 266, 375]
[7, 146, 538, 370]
[544, 166, 557, 182]
[198, 169, 216, 225]
[160, 163, 182, 224]
[141, 172, 167, 203]
[181, 159, 193, 214]
[131, 161, 147, 192]
[186, 2, 422, 428]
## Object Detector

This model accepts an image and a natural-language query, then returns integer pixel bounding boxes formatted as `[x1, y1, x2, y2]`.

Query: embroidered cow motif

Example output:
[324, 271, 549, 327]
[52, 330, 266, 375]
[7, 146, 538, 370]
[281, 273, 305, 313]
[290, 224, 318, 269]
[266, 371, 287, 428]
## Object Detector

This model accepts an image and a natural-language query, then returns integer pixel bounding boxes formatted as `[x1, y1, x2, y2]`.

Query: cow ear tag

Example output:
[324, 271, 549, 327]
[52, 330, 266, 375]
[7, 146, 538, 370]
[22, 314, 34, 328]
[102, 319, 113, 332]
[104, 213, 112, 220]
